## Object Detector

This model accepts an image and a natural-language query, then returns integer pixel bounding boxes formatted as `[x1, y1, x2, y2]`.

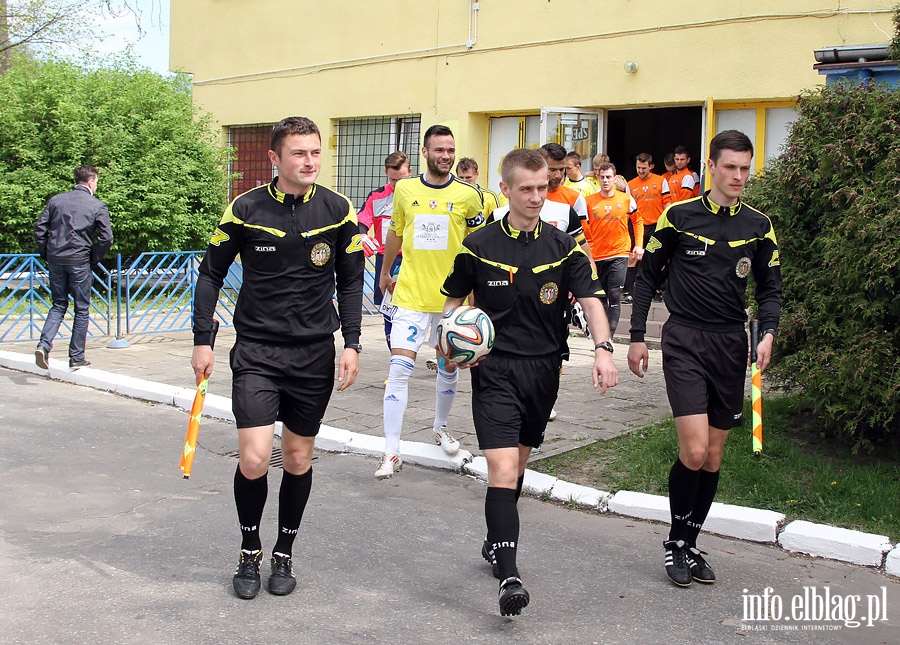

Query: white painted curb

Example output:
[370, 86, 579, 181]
[885, 545, 900, 578]
[550, 480, 609, 509]
[463, 456, 488, 480]
[522, 469, 557, 496]
[607, 490, 669, 523]
[2, 349, 897, 578]
[704, 501, 785, 543]
[779, 520, 892, 567]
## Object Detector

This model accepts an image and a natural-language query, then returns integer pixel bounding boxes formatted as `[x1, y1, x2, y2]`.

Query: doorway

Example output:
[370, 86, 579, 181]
[606, 106, 702, 181]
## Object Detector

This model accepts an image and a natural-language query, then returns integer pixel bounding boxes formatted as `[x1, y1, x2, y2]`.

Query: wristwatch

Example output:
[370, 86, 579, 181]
[761, 329, 777, 341]
[345, 343, 363, 353]
[594, 341, 614, 353]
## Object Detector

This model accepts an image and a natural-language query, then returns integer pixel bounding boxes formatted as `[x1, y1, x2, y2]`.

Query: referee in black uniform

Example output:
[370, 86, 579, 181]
[192, 117, 365, 599]
[628, 130, 782, 588]
[440, 148, 619, 616]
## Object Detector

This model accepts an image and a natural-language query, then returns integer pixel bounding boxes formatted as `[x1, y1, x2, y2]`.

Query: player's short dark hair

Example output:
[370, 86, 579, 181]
[423, 124, 454, 148]
[271, 117, 320, 154]
[74, 165, 98, 184]
[673, 145, 690, 157]
[565, 151, 582, 164]
[384, 151, 409, 170]
[709, 129, 754, 163]
[597, 161, 617, 175]
[456, 157, 479, 174]
[635, 152, 653, 164]
[501, 148, 547, 184]
[539, 143, 567, 162]
[664, 153, 675, 166]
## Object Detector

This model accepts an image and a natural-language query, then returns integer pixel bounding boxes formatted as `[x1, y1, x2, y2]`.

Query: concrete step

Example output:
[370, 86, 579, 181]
[613, 300, 668, 348]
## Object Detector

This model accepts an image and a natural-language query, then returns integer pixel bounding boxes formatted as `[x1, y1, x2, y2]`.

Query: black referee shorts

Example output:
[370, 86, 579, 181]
[230, 338, 335, 436]
[661, 321, 747, 430]
[470, 352, 561, 450]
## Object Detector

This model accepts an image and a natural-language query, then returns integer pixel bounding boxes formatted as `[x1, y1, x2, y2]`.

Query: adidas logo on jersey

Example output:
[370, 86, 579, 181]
[411, 200, 419, 206]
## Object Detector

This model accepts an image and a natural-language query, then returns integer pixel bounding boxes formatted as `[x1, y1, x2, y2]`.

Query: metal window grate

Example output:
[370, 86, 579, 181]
[333, 115, 421, 208]
[228, 124, 276, 201]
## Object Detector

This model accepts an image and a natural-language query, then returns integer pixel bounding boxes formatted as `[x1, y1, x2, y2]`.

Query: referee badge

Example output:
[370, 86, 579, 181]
[735, 256, 752, 279]
[539, 282, 559, 305]
[311, 242, 331, 266]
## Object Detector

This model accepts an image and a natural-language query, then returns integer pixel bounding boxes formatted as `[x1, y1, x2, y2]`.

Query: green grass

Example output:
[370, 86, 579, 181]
[532, 396, 900, 541]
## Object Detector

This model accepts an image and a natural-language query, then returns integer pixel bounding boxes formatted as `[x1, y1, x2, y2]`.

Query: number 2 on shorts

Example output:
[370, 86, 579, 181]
[406, 325, 418, 343]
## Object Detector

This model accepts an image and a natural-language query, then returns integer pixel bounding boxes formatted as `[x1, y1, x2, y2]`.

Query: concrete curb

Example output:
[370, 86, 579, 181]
[1, 348, 896, 578]
[779, 520, 892, 567]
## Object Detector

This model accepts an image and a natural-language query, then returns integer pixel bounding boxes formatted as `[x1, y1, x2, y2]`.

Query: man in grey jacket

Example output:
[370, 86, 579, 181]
[34, 165, 113, 369]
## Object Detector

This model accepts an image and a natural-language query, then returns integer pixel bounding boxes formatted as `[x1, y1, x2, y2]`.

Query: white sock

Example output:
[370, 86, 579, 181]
[383, 356, 414, 455]
[433, 361, 458, 432]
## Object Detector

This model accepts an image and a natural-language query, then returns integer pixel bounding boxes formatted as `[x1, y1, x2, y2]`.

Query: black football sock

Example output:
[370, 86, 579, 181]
[272, 467, 313, 557]
[515, 474, 525, 502]
[234, 464, 268, 552]
[686, 468, 720, 548]
[485, 487, 520, 581]
[667, 458, 701, 543]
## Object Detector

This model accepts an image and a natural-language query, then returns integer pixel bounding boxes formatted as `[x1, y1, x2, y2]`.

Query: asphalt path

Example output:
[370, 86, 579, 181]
[1, 370, 898, 644]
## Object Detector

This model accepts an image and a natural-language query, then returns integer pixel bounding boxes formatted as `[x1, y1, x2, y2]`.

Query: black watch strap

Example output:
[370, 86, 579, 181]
[594, 341, 614, 353]
[345, 343, 362, 353]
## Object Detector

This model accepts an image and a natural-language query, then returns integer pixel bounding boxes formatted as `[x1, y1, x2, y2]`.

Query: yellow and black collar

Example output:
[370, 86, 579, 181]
[500, 214, 544, 243]
[701, 191, 741, 217]
[268, 179, 317, 206]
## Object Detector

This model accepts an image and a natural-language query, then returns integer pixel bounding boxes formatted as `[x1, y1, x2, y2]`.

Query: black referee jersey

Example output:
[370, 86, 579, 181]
[441, 215, 603, 357]
[630, 192, 782, 343]
[194, 178, 364, 346]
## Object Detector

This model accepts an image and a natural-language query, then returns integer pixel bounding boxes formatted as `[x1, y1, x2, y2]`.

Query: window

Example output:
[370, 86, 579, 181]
[228, 124, 275, 200]
[333, 115, 421, 208]
[714, 104, 797, 173]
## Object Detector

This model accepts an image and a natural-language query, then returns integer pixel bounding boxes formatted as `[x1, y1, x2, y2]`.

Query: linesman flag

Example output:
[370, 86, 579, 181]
[179, 320, 218, 479]
[179, 377, 208, 479]
[749, 320, 763, 456]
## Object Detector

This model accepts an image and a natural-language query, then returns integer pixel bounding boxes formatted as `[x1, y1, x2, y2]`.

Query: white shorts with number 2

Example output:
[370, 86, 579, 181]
[389, 306, 442, 353]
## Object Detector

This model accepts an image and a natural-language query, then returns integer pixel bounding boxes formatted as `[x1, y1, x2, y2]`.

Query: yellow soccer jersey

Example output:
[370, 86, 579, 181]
[480, 186, 501, 218]
[389, 174, 485, 312]
[563, 176, 598, 198]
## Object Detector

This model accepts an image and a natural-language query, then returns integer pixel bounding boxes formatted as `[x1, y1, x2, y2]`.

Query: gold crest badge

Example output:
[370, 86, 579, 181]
[311, 242, 331, 266]
[735, 256, 752, 279]
[539, 282, 559, 305]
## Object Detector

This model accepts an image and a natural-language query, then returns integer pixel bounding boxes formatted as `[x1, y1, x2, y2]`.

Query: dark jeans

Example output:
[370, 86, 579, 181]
[595, 257, 628, 338]
[38, 262, 92, 362]
[373, 253, 402, 347]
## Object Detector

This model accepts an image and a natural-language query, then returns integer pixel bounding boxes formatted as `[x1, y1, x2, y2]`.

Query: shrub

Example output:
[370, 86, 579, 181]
[0, 55, 231, 258]
[744, 81, 900, 448]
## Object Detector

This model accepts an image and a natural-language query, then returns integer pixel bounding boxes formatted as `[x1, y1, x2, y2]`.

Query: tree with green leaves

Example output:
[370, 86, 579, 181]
[0, 1, 158, 72]
[0, 55, 231, 258]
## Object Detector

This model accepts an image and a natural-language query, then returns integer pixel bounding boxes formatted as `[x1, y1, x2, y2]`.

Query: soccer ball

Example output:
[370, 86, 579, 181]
[436, 306, 495, 365]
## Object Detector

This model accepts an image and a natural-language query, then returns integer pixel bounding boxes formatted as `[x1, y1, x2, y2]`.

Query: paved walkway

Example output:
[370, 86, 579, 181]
[0, 310, 671, 462]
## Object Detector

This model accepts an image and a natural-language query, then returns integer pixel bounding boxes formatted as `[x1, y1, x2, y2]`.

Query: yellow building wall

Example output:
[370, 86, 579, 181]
[171, 0, 895, 183]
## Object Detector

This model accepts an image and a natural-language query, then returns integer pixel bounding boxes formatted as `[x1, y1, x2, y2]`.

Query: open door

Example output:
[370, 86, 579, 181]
[540, 107, 604, 171]
[486, 115, 540, 194]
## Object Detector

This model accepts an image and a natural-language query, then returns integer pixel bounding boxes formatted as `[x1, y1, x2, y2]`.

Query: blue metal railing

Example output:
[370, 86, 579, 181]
[0, 253, 380, 343]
